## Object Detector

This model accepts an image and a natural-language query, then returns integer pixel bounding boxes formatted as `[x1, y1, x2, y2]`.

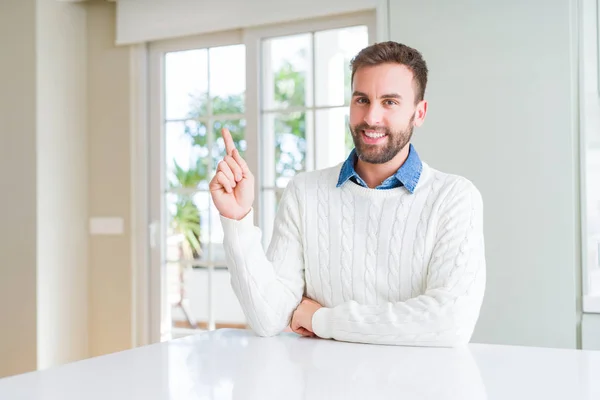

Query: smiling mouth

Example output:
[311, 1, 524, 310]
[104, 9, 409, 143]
[361, 130, 388, 144]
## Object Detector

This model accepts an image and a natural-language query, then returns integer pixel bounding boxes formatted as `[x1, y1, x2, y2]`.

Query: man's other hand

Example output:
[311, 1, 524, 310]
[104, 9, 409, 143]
[290, 297, 322, 337]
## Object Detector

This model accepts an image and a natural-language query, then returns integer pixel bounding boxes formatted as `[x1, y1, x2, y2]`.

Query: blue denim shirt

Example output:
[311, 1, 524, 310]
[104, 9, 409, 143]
[336, 144, 423, 193]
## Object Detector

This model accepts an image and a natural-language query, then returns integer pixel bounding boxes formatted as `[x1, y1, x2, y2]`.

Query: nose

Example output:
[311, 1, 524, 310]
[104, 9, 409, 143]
[363, 104, 383, 127]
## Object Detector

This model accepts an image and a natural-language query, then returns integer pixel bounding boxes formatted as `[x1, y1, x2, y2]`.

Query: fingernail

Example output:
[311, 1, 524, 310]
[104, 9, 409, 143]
[236, 174, 242, 181]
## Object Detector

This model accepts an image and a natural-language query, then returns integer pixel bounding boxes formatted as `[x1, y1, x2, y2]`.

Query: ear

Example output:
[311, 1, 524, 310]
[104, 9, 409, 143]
[413, 100, 428, 127]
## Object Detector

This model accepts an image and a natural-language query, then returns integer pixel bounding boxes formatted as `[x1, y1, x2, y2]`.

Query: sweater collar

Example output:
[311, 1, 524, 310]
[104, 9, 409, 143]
[336, 144, 423, 193]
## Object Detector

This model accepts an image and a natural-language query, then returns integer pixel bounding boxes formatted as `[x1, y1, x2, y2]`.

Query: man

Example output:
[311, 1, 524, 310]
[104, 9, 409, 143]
[209, 41, 486, 347]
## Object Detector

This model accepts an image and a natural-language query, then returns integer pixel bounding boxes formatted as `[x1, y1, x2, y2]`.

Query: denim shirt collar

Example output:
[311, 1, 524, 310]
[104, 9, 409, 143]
[336, 144, 423, 193]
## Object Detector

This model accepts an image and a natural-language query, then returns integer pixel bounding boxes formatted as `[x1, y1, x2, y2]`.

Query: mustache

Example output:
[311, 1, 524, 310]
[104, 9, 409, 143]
[352, 123, 390, 134]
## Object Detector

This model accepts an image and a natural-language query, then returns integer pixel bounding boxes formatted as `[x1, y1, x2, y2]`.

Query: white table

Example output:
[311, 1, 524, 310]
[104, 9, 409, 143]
[1, 329, 599, 399]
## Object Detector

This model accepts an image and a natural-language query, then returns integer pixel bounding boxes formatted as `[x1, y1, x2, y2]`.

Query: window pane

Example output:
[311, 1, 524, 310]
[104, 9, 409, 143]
[260, 189, 285, 249]
[209, 45, 246, 115]
[212, 119, 247, 170]
[168, 262, 244, 334]
[586, 148, 600, 294]
[165, 192, 211, 262]
[165, 49, 208, 120]
[315, 26, 368, 107]
[166, 262, 185, 313]
[166, 120, 210, 190]
[262, 34, 311, 109]
[582, 1, 600, 299]
[262, 112, 308, 188]
[207, 195, 226, 263]
[315, 107, 351, 169]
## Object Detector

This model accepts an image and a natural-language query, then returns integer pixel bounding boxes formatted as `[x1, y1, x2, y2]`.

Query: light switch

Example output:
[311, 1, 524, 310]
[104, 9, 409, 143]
[89, 217, 125, 235]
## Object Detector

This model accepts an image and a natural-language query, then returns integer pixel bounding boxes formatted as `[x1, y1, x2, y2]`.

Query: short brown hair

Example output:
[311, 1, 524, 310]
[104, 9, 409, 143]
[350, 41, 428, 103]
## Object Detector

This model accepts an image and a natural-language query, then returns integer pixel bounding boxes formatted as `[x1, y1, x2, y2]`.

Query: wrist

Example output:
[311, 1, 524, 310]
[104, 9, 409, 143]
[235, 208, 252, 220]
[220, 208, 254, 226]
[222, 207, 252, 221]
[312, 307, 333, 339]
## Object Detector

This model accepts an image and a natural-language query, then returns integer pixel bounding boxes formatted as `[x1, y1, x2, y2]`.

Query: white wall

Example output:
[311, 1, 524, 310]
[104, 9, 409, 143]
[36, 0, 89, 370]
[390, 0, 580, 348]
[0, 0, 90, 377]
[115, 0, 379, 44]
[87, 1, 134, 357]
[0, 0, 38, 378]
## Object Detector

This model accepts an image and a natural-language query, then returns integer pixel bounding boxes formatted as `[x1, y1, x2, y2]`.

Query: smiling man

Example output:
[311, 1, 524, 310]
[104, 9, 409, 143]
[210, 41, 486, 347]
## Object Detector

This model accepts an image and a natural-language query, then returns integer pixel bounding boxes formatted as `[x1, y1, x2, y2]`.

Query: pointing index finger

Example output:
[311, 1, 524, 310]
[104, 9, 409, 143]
[222, 128, 236, 156]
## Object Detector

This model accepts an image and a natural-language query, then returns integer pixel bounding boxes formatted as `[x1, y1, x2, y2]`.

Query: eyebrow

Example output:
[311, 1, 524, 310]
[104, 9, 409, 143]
[352, 91, 403, 100]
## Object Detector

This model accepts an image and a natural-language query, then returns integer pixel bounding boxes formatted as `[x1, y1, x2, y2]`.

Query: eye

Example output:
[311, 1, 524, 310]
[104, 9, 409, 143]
[383, 99, 398, 106]
[355, 97, 369, 104]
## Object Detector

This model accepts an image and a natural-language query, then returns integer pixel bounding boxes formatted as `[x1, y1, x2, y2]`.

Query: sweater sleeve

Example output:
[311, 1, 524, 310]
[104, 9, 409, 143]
[312, 180, 486, 347]
[220, 178, 305, 337]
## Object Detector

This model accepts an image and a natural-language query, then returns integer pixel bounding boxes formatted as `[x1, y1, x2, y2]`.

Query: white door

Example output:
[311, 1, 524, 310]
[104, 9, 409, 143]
[149, 13, 375, 341]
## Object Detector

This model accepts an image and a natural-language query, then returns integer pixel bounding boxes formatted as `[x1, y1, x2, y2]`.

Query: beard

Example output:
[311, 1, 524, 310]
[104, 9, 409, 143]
[350, 116, 414, 164]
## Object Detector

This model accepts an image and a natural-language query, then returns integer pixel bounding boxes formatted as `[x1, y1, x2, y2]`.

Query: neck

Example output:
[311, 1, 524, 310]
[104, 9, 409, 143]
[355, 144, 411, 189]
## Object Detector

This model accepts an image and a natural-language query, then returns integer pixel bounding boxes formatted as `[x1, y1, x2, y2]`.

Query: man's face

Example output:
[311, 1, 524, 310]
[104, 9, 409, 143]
[349, 63, 427, 164]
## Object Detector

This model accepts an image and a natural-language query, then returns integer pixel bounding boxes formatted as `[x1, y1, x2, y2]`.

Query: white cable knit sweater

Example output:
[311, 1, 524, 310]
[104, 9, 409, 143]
[220, 161, 486, 347]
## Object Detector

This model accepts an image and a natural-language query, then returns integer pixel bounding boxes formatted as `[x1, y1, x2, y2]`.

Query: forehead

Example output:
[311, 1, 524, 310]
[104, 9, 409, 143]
[353, 63, 416, 98]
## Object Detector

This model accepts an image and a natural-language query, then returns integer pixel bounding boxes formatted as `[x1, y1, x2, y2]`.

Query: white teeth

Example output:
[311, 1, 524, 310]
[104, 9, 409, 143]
[364, 131, 386, 139]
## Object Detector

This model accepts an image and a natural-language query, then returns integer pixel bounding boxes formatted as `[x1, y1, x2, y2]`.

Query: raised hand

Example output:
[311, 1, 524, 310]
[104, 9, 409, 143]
[209, 128, 255, 220]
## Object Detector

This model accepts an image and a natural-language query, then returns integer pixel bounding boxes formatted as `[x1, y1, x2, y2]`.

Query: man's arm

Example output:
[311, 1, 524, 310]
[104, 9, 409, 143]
[220, 178, 305, 337]
[311, 180, 485, 347]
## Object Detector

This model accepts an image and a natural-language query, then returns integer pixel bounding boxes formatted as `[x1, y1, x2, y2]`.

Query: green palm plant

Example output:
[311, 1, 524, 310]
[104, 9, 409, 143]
[169, 158, 208, 329]
[170, 158, 207, 260]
